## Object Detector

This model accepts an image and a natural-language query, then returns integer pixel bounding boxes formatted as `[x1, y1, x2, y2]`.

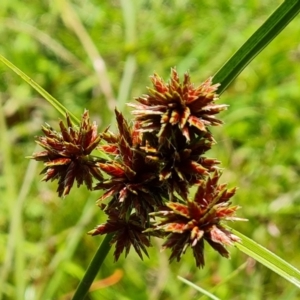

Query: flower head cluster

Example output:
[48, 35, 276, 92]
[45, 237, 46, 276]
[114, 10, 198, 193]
[129, 68, 227, 143]
[95, 110, 165, 226]
[128, 69, 225, 201]
[86, 110, 167, 259]
[31, 110, 102, 197]
[89, 206, 151, 261]
[127, 69, 242, 265]
[147, 171, 244, 267]
[141, 129, 219, 201]
[31, 69, 244, 268]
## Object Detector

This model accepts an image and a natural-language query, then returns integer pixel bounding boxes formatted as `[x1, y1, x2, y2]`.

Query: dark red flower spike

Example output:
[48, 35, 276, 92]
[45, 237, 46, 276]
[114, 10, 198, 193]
[95, 109, 165, 226]
[89, 206, 151, 261]
[30, 110, 103, 196]
[129, 68, 227, 144]
[147, 171, 246, 268]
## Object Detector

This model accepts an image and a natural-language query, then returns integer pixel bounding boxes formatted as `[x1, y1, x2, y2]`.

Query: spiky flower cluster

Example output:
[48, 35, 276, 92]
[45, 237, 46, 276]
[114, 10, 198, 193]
[31, 69, 244, 267]
[148, 171, 242, 267]
[30, 110, 103, 197]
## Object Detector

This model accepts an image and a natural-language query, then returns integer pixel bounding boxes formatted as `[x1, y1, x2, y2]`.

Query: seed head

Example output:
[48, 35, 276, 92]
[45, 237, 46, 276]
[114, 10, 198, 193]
[95, 109, 165, 226]
[140, 129, 219, 201]
[129, 68, 226, 144]
[148, 171, 245, 268]
[89, 206, 151, 261]
[30, 110, 102, 196]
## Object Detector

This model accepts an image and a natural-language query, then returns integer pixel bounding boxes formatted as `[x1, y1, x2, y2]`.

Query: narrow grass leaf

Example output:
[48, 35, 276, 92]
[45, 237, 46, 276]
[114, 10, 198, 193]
[177, 276, 220, 300]
[228, 227, 300, 288]
[0, 53, 79, 124]
[213, 0, 300, 93]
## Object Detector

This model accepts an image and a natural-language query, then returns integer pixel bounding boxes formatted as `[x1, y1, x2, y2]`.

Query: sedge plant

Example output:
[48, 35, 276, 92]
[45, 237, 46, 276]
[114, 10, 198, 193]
[1, 1, 300, 300]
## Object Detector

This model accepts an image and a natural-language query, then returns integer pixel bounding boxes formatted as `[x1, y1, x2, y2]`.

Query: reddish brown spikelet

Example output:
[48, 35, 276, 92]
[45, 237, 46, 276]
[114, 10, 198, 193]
[129, 68, 227, 143]
[88, 208, 151, 261]
[139, 128, 219, 201]
[30, 110, 103, 196]
[95, 109, 165, 226]
[147, 171, 245, 268]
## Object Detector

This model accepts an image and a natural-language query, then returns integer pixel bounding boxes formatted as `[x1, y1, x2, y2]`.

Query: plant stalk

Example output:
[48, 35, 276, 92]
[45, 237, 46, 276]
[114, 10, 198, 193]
[71, 234, 113, 300]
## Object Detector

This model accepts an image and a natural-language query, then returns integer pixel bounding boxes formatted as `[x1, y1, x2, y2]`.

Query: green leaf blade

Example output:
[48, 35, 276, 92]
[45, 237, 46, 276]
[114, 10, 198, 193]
[0, 53, 79, 125]
[228, 227, 300, 289]
[177, 276, 221, 300]
[214, 0, 300, 94]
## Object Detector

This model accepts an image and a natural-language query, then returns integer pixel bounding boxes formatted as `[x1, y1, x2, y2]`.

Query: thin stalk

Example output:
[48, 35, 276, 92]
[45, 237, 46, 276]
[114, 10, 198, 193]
[71, 234, 113, 300]
[177, 276, 220, 300]
[214, 0, 300, 94]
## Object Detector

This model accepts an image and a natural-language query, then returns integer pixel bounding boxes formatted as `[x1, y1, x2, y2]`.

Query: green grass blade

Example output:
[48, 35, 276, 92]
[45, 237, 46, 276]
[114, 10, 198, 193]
[228, 227, 300, 288]
[0, 53, 79, 124]
[214, 0, 300, 93]
[177, 276, 220, 300]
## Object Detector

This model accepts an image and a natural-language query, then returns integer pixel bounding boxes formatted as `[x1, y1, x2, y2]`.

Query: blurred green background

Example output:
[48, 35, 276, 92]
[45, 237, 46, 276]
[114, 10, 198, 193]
[1, 0, 300, 299]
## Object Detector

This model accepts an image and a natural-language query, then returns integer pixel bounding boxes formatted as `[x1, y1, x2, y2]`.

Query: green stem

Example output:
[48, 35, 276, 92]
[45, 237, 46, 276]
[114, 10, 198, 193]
[213, 0, 300, 94]
[71, 234, 113, 300]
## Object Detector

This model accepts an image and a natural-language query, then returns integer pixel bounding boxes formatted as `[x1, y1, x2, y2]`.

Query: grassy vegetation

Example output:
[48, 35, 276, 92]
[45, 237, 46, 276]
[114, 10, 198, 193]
[1, 1, 300, 299]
